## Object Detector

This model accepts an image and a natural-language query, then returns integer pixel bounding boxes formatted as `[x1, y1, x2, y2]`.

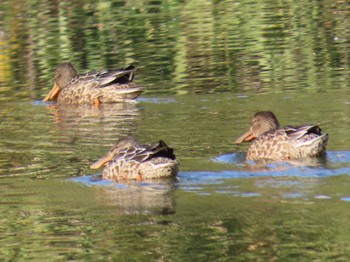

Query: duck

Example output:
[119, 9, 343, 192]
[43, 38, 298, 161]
[90, 136, 179, 181]
[234, 111, 329, 161]
[42, 63, 144, 105]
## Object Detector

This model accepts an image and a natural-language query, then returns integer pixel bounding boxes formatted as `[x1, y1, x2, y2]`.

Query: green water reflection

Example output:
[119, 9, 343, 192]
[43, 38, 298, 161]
[1, 0, 349, 99]
[1, 0, 350, 260]
[0, 92, 349, 260]
[2, 175, 350, 261]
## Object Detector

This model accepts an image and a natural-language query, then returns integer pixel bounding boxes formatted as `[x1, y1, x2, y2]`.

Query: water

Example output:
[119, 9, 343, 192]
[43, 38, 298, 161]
[1, 94, 350, 260]
[1, 0, 350, 260]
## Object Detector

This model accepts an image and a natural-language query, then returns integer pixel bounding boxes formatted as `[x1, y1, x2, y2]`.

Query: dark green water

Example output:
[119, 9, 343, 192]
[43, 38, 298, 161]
[1, 0, 350, 261]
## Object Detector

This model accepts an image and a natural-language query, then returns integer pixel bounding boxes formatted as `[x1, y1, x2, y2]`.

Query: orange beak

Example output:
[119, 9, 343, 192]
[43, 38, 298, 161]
[43, 83, 61, 102]
[90, 153, 113, 169]
[234, 129, 256, 144]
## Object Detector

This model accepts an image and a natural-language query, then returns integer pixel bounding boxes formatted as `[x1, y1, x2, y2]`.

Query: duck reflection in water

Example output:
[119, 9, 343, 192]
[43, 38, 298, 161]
[45, 103, 140, 145]
[94, 180, 177, 215]
[43, 62, 144, 106]
[90, 136, 179, 181]
[235, 111, 329, 162]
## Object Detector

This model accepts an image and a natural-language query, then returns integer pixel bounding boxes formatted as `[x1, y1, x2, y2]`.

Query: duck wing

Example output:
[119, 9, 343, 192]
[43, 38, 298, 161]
[95, 65, 136, 86]
[283, 124, 323, 140]
[148, 140, 176, 160]
[119, 140, 176, 163]
[75, 65, 136, 88]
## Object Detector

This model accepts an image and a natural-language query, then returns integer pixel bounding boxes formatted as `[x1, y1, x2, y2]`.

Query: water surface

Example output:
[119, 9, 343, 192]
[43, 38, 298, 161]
[1, 0, 350, 260]
[1, 93, 350, 260]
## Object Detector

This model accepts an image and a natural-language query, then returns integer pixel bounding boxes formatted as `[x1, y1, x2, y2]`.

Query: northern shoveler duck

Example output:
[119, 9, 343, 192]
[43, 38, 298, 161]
[234, 111, 329, 161]
[90, 136, 179, 181]
[42, 63, 144, 105]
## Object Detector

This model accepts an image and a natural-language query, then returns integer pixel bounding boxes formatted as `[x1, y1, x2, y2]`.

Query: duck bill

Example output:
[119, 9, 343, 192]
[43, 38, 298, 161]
[42, 83, 61, 102]
[234, 129, 256, 144]
[90, 153, 113, 169]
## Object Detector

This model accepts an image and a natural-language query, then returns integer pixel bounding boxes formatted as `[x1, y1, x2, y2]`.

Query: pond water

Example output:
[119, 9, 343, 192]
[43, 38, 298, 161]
[1, 0, 350, 261]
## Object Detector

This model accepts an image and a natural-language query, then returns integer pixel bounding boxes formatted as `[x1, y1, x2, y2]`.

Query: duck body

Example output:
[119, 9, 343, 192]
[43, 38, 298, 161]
[235, 111, 328, 161]
[43, 63, 144, 104]
[90, 136, 179, 181]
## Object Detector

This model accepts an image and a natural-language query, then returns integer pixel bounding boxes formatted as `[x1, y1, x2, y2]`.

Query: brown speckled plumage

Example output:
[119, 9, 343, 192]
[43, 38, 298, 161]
[90, 136, 179, 181]
[235, 111, 328, 161]
[43, 63, 144, 104]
